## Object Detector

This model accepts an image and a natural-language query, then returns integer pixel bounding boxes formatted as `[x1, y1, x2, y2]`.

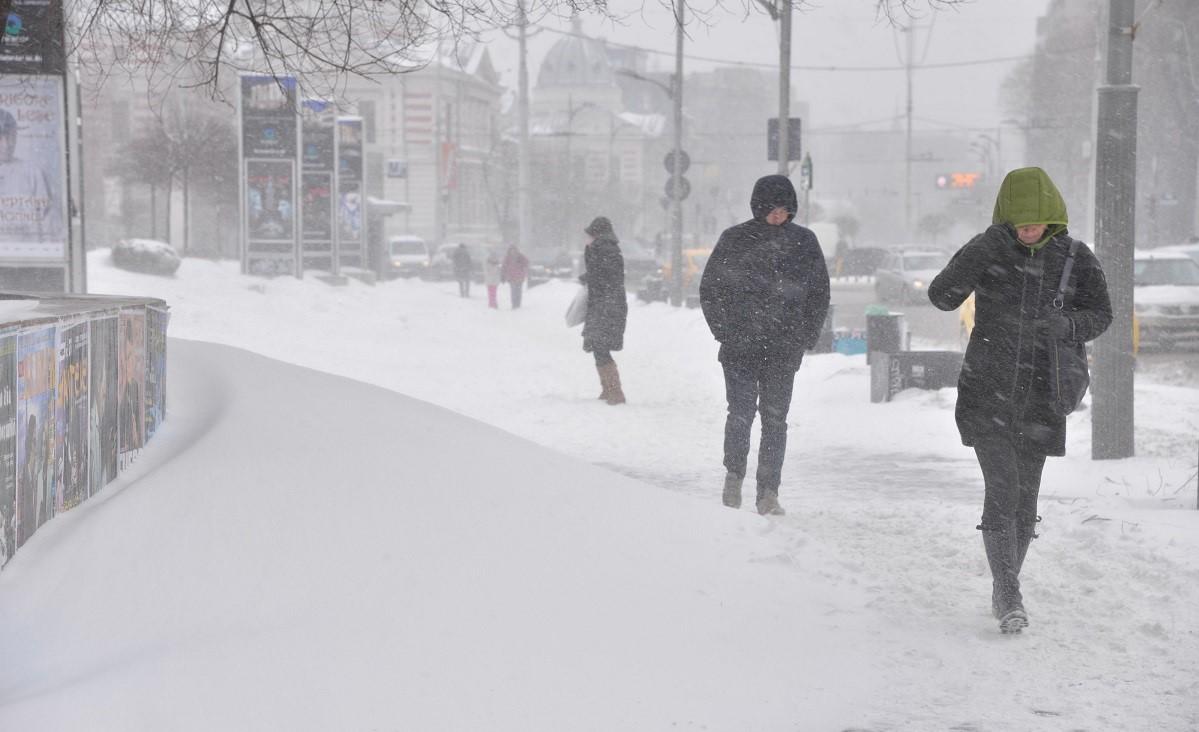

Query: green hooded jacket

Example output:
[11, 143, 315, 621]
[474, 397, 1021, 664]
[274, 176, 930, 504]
[991, 167, 1068, 250]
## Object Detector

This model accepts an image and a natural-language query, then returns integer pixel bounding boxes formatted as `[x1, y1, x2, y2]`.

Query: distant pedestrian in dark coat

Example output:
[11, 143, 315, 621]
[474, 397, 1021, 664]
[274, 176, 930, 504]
[501, 244, 530, 309]
[700, 174, 830, 516]
[928, 166, 1111, 634]
[581, 216, 628, 405]
[452, 243, 472, 298]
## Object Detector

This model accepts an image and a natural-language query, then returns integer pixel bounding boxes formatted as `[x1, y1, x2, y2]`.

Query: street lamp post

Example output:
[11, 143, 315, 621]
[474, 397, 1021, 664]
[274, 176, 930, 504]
[669, 0, 685, 307]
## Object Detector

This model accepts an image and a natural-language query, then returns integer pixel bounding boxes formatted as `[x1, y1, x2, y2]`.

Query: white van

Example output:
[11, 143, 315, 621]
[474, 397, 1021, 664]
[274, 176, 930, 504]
[387, 235, 430, 278]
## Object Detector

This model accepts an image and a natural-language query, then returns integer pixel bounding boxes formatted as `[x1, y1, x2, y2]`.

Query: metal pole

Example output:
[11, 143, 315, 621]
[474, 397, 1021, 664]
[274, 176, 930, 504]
[670, 0, 685, 307]
[777, 0, 791, 175]
[1092, 0, 1138, 460]
[517, 2, 532, 254]
[904, 24, 914, 237]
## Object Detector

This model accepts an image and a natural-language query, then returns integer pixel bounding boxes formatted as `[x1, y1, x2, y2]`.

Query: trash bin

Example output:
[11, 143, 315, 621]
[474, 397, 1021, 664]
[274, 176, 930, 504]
[866, 312, 905, 364]
[870, 350, 964, 403]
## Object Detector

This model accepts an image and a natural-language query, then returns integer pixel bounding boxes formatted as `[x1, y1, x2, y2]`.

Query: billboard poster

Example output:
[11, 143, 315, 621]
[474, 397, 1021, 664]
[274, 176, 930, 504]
[54, 319, 87, 511]
[89, 316, 117, 497]
[0, 0, 66, 75]
[301, 99, 335, 270]
[246, 159, 294, 242]
[0, 335, 16, 565]
[0, 76, 67, 260]
[16, 326, 54, 547]
[145, 307, 168, 439]
[336, 116, 363, 268]
[240, 75, 296, 159]
[118, 310, 145, 469]
[240, 74, 298, 276]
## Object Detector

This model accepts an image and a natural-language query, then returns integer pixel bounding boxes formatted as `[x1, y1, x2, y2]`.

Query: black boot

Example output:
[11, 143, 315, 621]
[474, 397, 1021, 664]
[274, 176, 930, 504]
[981, 524, 1028, 633]
[993, 518, 1039, 619]
[722, 472, 743, 509]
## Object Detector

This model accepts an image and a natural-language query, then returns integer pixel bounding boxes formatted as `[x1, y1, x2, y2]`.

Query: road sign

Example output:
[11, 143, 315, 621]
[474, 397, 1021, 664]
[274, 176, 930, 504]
[664, 150, 691, 174]
[665, 176, 691, 201]
[767, 117, 802, 162]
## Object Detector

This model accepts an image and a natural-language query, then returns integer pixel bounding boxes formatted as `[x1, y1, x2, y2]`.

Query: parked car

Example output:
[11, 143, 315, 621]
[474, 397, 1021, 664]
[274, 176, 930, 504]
[386, 235, 429, 278]
[110, 238, 181, 276]
[1133, 250, 1199, 351]
[1160, 241, 1199, 268]
[833, 246, 889, 278]
[874, 249, 947, 304]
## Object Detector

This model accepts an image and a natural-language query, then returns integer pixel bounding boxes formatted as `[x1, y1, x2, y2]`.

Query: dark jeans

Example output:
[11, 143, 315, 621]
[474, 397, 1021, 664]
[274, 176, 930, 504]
[974, 435, 1046, 531]
[722, 357, 798, 495]
[593, 350, 614, 367]
[510, 281, 523, 308]
[457, 277, 470, 297]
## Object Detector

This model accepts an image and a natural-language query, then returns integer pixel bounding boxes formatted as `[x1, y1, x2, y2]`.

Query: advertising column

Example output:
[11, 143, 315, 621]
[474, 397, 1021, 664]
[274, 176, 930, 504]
[239, 75, 300, 277]
[0, 0, 71, 291]
[300, 100, 336, 273]
[336, 116, 365, 270]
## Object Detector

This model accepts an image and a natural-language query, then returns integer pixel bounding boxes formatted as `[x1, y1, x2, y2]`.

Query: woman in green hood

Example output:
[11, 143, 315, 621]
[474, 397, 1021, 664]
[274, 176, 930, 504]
[928, 167, 1112, 634]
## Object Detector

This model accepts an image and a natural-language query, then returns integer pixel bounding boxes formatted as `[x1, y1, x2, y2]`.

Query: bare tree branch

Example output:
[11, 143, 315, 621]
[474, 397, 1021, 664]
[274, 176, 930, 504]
[68, 0, 608, 99]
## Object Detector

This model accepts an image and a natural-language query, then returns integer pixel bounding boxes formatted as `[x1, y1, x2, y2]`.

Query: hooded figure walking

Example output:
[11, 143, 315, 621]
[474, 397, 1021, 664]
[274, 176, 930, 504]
[581, 216, 628, 405]
[928, 167, 1111, 634]
[700, 175, 830, 516]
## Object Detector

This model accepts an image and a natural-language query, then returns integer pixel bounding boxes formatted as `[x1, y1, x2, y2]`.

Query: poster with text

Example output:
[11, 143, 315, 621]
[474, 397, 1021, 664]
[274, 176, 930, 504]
[0, 0, 67, 75]
[118, 310, 145, 469]
[0, 335, 16, 565]
[16, 326, 55, 547]
[55, 320, 88, 510]
[0, 76, 67, 260]
[89, 316, 117, 497]
[240, 75, 297, 159]
[145, 307, 168, 439]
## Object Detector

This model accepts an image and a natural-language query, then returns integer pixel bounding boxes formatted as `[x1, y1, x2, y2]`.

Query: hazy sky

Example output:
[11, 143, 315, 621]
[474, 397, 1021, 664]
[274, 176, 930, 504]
[481, 0, 1054, 132]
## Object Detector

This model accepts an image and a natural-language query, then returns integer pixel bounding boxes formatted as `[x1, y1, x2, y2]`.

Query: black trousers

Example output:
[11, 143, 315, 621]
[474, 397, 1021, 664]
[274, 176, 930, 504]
[974, 435, 1046, 531]
[593, 350, 614, 367]
[722, 357, 798, 495]
[457, 277, 470, 297]
[510, 281, 523, 308]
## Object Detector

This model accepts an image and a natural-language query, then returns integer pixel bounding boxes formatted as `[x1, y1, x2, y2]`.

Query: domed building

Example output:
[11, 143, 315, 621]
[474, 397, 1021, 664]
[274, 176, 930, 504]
[526, 21, 666, 259]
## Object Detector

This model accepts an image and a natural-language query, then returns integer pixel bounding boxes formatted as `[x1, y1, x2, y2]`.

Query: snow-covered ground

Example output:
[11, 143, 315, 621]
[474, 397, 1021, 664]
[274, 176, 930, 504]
[1, 251, 1197, 730]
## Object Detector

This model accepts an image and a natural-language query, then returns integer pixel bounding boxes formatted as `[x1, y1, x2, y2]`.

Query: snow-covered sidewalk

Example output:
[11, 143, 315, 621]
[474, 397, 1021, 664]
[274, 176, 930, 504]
[2, 252, 1194, 730]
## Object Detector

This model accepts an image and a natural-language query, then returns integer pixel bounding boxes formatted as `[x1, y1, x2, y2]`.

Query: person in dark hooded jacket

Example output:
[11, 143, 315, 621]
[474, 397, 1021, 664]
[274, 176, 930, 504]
[700, 175, 830, 516]
[580, 216, 628, 405]
[928, 166, 1111, 634]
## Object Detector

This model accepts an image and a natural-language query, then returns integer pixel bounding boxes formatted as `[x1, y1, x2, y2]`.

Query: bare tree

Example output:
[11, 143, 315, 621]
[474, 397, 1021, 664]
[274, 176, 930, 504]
[68, 0, 607, 98]
[112, 103, 237, 250]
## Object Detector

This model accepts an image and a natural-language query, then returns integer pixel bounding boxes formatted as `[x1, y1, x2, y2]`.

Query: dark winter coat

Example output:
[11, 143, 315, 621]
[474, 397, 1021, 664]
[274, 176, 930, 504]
[451, 246, 472, 278]
[580, 235, 628, 352]
[928, 170, 1112, 456]
[699, 175, 831, 369]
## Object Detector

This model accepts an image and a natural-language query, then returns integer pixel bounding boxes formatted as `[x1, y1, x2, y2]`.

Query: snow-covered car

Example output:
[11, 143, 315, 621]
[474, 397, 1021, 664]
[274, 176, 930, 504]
[1160, 241, 1199, 268]
[386, 235, 429, 279]
[874, 249, 947, 304]
[1133, 250, 1199, 351]
[110, 238, 181, 276]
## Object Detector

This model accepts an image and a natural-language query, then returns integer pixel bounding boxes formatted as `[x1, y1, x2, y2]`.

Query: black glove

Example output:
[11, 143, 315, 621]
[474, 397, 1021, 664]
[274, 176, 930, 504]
[1041, 311, 1074, 340]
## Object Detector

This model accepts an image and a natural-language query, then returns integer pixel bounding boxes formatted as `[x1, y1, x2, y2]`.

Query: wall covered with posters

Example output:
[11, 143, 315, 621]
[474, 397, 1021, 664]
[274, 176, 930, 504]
[0, 295, 168, 569]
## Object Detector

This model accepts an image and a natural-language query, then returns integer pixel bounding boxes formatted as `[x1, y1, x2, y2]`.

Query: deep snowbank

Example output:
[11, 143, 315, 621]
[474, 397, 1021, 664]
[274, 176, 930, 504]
[0, 340, 886, 731]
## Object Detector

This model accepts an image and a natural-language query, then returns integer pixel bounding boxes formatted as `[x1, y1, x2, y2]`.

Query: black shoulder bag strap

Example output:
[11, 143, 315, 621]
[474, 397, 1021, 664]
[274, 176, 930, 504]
[1052, 239, 1081, 311]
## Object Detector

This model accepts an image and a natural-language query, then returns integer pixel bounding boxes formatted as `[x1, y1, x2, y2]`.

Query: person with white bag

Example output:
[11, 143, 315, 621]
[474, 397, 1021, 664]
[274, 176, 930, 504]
[578, 216, 628, 405]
